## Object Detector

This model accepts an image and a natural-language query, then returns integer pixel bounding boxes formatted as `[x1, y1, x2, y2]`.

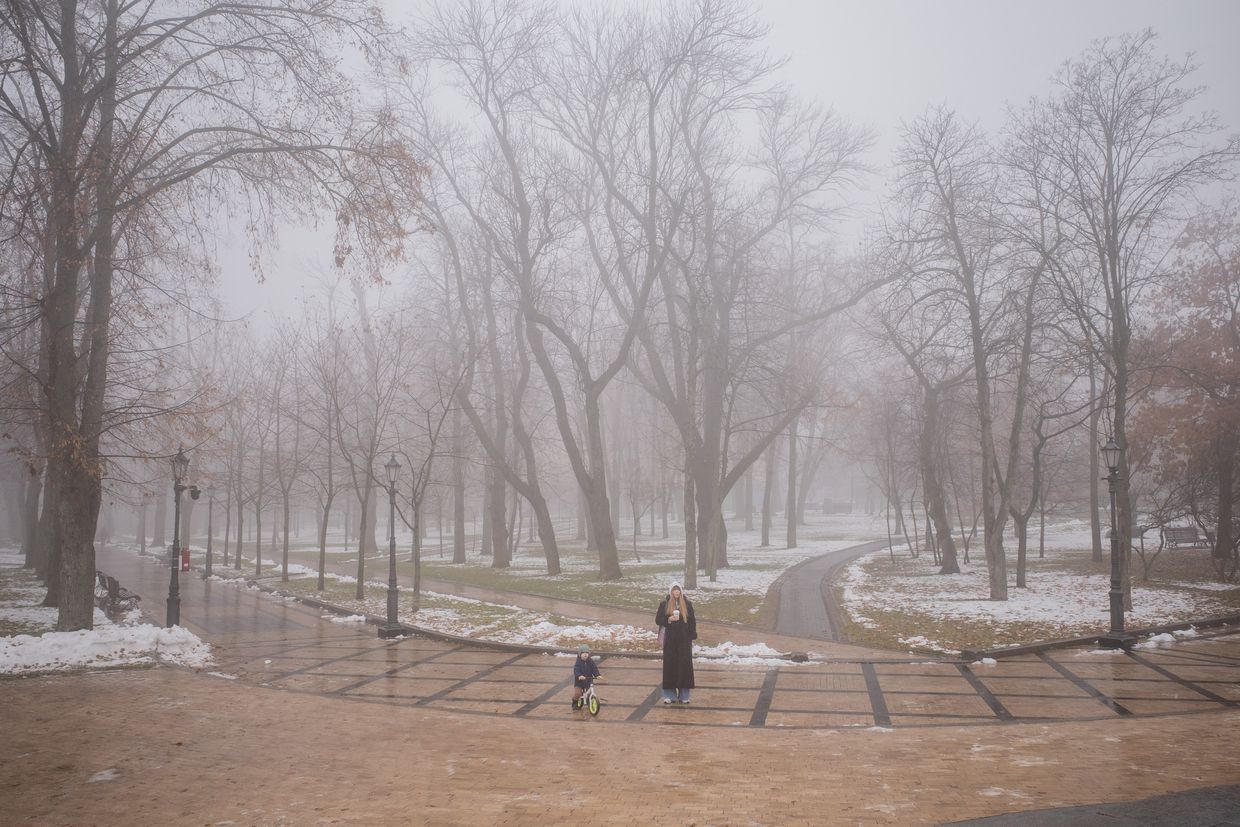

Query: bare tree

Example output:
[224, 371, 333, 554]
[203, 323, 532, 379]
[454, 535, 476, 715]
[0, 0, 414, 629]
[1025, 30, 1238, 595]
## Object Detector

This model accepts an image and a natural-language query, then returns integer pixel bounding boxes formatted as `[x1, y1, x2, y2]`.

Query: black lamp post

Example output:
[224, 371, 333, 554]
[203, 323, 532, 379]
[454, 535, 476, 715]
[204, 485, 215, 579]
[378, 454, 412, 639]
[1098, 438, 1133, 648]
[167, 447, 199, 627]
[140, 490, 151, 556]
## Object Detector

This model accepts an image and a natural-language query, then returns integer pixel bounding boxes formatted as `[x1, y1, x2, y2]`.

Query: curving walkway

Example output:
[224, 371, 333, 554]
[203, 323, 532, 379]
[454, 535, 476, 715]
[772, 538, 887, 640]
[99, 545, 1240, 732]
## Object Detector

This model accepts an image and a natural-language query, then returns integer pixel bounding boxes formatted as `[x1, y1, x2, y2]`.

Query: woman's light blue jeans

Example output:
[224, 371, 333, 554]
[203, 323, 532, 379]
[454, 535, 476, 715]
[662, 687, 691, 702]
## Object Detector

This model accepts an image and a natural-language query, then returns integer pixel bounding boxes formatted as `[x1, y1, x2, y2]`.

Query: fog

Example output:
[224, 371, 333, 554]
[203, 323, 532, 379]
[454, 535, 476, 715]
[3, 0, 1238, 631]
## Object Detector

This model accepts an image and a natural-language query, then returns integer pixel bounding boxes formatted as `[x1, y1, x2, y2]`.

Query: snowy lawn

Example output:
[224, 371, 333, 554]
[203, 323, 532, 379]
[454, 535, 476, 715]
[239, 571, 664, 653]
[172, 512, 885, 623]
[839, 520, 1240, 654]
[0, 548, 213, 675]
[410, 513, 885, 622]
[134, 512, 887, 655]
[223, 564, 813, 660]
[238, 573, 826, 667]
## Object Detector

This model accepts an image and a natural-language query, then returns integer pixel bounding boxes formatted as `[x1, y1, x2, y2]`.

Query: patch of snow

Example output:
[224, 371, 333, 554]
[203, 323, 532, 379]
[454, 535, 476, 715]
[0, 623, 213, 674]
[841, 542, 1231, 635]
[86, 769, 120, 783]
[898, 635, 956, 654]
[693, 641, 809, 664]
[1166, 581, 1240, 592]
[695, 641, 782, 658]
[328, 614, 368, 624]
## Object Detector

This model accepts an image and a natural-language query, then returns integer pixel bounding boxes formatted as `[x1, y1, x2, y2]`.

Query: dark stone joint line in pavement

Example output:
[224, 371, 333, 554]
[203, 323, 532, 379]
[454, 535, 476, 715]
[1036, 652, 1133, 716]
[334, 647, 468, 695]
[955, 662, 1016, 721]
[413, 653, 529, 706]
[860, 662, 892, 727]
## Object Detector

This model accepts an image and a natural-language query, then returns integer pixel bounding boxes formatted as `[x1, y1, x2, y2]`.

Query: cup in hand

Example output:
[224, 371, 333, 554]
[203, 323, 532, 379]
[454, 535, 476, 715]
[672, 609, 680, 620]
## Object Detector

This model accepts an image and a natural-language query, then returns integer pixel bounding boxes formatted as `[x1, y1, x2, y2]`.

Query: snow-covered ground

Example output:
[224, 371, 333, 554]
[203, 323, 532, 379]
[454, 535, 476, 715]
[0, 548, 214, 675]
[169, 512, 887, 643]
[221, 570, 828, 664]
[216, 567, 668, 652]
[0, 623, 213, 674]
[840, 519, 1240, 653]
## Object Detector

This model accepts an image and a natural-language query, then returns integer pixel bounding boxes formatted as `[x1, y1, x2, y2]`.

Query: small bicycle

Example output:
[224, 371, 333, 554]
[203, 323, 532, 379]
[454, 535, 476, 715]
[574, 679, 603, 716]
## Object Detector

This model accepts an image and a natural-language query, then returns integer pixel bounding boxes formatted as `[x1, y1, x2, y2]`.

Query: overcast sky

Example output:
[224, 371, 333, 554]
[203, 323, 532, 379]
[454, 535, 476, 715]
[215, 0, 1240, 325]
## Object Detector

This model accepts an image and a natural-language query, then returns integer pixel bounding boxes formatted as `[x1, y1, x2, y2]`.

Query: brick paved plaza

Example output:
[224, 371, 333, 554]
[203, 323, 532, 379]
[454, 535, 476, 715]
[2, 548, 1239, 825]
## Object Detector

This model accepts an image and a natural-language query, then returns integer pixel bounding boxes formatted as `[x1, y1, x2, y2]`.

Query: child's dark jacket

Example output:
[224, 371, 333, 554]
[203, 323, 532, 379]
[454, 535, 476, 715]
[574, 656, 600, 682]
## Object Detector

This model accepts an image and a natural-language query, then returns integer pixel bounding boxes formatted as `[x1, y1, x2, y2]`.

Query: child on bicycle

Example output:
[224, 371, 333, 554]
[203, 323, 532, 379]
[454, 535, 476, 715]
[572, 643, 601, 709]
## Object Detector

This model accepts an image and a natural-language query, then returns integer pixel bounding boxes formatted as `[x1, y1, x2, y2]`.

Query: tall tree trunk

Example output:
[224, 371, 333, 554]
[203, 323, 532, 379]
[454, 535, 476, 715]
[55, 1, 123, 630]
[489, 471, 509, 569]
[39, 0, 88, 614]
[180, 496, 195, 550]
[234, 480, 244, 570]
[761, 439, 778, 547]
[152, 483, 168, 548]
[785, 417, 799, 549]
[480, 483, 493, 558]
[255, 450, 265, 578]
[281, 492, 291, 581]
[582, 396, 621, 580]
[1038, 497, 1046, 559]
[355, 485, 370, 600]
[222, 491, 232, 567]
[921, 388, 959, 574]
[796, 440, 824, 527]
[452, 405, 466, 563]
[661, 475, 670, 539]
[362, 485, 377, 559]
[682, 460, 697, 589]
[1110, 283, 1134, 611]
[134, 500, 145, 548]
[1088, 359, 1104, 563]
[37, 476, 61, 604]
[21, 471, 42, 570]
[1014, 513, 1029, 588]
[576, 487, 587, 542]
[742, 467, 754, 532]
[1213, 424, 1237, 575]
[317, 490, 334, 591]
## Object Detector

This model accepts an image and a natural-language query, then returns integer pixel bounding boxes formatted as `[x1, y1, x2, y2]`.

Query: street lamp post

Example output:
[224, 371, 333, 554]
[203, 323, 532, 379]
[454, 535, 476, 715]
[204, 486, 215, 579]
[378, 454, 412, 639]
[1099, 438, 1133, 648]
[167, 448, 199, 627]
[140, 491, 150, 556]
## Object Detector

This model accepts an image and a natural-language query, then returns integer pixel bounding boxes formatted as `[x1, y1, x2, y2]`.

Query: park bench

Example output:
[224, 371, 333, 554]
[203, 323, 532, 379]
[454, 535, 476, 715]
[94, 571, 141, 612]
[1162, 526, 1212, 549]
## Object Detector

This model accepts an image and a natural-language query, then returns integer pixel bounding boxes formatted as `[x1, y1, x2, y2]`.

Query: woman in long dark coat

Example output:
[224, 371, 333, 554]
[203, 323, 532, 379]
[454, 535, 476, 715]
[655, 582, 696, 704]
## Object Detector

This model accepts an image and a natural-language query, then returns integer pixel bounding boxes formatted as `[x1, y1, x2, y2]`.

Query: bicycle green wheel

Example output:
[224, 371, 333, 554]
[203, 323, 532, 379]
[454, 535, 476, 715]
[588, 695, 600, 715]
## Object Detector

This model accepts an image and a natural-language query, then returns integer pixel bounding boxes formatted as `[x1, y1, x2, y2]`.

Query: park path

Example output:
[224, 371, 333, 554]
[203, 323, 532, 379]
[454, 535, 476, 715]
[264, 538, 905, 659]
[772, 538, 888, 640]
[93, 544, 1240, 734]
[27, 545, 1239, 827]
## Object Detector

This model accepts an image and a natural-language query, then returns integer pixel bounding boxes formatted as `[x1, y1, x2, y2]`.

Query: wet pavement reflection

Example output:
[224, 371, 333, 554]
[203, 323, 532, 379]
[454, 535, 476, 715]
[98, 546, 1240, 730]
